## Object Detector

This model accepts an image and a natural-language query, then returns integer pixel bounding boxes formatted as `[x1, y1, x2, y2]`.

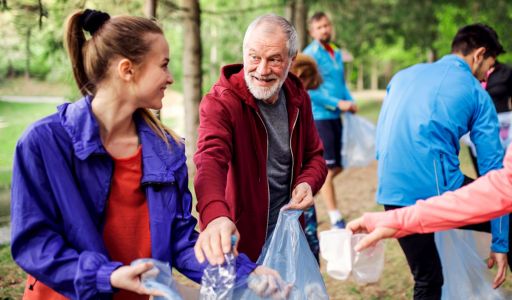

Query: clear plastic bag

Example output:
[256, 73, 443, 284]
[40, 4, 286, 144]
[131, 258, 184, 300]
[235, 210, 328, 300]
[199, 251, 236, 300]
[319, 229, 385, 284]
[435, 229, 506, 300]
[341, 113, 376, 168]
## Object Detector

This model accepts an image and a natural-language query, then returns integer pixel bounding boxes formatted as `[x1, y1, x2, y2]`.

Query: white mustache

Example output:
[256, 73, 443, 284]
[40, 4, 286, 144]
[250, 73, 279, 82]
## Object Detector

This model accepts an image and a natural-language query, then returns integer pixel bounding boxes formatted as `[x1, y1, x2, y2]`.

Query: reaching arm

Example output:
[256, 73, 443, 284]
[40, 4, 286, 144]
[362, 147, 512, 238]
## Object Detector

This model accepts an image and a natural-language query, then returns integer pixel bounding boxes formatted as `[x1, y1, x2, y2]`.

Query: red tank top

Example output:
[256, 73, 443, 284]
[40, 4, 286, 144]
[22, 145, 152, 300]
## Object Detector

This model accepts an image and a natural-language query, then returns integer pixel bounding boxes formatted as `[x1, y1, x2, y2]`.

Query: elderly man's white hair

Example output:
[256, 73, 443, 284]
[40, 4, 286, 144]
[242, 14, 298, 58]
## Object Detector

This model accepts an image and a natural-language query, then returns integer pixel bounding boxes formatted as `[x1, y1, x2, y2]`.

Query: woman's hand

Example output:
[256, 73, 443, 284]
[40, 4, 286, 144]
[347, 217, 397, 251]
[248, 266, 292, 299]
[110, 262, 163, 296]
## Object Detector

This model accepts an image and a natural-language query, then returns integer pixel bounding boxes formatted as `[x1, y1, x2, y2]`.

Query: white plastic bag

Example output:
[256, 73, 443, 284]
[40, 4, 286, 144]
[320, 229, 385, 284]
[341, 113, 376, 168]
[435, 229, 506, 300]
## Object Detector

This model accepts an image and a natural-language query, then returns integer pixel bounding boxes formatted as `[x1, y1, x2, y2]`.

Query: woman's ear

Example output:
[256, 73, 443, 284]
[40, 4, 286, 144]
[117, 58, 134, 82]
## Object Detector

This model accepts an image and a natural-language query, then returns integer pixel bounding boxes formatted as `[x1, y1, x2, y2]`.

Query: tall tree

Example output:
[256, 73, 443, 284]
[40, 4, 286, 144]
[182, 0, 202, 173]
[285, 0, 308, 51]
[145, 0, 157, 19]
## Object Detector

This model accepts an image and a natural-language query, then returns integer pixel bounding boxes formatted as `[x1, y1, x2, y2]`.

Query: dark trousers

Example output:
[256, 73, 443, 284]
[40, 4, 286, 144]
[385, 176, 512, 300]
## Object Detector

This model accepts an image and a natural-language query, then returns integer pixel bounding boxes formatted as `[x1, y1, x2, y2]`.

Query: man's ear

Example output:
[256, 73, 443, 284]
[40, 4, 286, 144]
[117, 58, 134, 82]
[473, 47, 486, 63]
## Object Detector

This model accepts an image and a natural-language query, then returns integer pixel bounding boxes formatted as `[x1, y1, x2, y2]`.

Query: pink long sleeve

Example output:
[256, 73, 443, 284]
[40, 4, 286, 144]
[364, 147, 512, 238]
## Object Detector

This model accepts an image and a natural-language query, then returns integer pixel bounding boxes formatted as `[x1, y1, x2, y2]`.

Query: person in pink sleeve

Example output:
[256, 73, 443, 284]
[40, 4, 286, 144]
[347, 145, 512, 288]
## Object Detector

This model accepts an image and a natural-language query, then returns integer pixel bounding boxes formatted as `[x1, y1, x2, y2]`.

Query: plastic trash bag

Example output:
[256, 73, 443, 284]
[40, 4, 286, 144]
[341, 113, 376, 168]
[435, 229, 506, 300]
[200, 244, 237, 299]
[131, 258, 183, 300]
[234, 210, 328, 300]
[319, 229, 384, 284]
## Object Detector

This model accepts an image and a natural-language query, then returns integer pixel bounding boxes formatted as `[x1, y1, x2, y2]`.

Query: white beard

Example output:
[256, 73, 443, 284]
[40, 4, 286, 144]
[244, 62, 291, 101]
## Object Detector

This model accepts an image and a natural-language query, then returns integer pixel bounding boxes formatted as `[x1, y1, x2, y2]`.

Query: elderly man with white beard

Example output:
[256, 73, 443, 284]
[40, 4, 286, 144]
[193, 14, 327, 265]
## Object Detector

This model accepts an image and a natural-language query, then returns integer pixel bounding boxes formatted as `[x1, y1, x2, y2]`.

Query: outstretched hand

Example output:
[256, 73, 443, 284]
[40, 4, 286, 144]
[347, 217, 397, 251]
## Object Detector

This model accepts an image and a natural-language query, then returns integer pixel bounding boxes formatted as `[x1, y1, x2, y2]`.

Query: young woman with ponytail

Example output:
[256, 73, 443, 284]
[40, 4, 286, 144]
[10, 9, 279, 299]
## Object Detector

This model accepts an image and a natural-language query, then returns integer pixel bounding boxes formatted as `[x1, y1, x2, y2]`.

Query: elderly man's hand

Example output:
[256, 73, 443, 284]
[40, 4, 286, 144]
[284, 182, 314, 211]
[194, 216, 239, 265]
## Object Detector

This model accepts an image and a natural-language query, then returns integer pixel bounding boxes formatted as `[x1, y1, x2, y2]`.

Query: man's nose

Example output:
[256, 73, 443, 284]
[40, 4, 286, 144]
[256, 60, 271, 75]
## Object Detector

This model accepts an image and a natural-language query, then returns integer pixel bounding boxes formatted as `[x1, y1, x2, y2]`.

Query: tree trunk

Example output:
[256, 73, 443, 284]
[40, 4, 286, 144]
[182, 0, 202, 175]
[209, 25, 218, 86]
[144, 0, 160, 119]
[426, 48, 436, 63]
[357, 62, 364, 91]
[145, 0, 157, 19]
[370, 60, 378, 90]
[293, 0, 308, 51]
[25, 27, 31, 79]
[285, 0, 295, 24]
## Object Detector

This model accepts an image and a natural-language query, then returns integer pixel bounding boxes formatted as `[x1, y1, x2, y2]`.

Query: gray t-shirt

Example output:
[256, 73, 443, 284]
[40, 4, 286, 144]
[256, 90, 292, 238]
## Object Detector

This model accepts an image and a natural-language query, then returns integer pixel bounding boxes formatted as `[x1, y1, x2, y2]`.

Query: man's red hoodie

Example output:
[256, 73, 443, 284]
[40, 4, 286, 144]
[194, 64, 327, 261]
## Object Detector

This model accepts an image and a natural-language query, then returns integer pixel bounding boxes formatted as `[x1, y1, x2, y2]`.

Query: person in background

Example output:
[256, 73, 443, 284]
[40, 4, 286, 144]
[469, 61, 512, 176]
[193, 14, 327, 265]
[303, 12, 357, 229]
[372, 23, 509, 299]
[10, 9, 281, 300]
[290, 53, 325, 264]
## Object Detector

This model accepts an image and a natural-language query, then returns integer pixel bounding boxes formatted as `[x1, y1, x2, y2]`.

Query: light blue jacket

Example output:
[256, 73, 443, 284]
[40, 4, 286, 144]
[303, 40, 353, 120]
[376, 54, 508, 252]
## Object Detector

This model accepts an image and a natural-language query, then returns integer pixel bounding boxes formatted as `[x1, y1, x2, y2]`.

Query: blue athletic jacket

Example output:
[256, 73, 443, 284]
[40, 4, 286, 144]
[376, 54, 508, 252]
[10, 96, 256, 299]
[303, 40, 353, 120]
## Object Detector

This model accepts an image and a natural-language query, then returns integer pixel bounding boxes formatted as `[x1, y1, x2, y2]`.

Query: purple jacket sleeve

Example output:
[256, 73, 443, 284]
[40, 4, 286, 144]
[10, 135, 121, 299]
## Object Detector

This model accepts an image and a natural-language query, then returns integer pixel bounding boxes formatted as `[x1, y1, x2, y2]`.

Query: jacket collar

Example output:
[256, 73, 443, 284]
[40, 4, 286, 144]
[58, 95, 184, 184]
[218, 64, 304, 110]
[439, 54, 472, 73]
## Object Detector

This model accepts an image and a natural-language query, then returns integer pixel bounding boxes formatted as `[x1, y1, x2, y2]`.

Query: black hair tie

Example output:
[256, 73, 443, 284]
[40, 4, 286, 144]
[81, 9, 110, 35]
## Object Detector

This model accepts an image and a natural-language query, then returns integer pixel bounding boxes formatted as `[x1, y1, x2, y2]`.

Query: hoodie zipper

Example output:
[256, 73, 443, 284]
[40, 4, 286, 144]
[255, 111, 271, 242]
[289, 109, 299, 198]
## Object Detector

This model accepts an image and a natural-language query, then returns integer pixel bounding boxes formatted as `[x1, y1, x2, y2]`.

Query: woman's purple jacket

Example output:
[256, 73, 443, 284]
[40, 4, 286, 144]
[10, 96, 256, 299]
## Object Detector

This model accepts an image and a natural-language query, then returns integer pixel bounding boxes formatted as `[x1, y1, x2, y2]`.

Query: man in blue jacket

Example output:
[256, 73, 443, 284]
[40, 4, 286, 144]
[304, 12, 357, 229]
[377, 24, 509, 299]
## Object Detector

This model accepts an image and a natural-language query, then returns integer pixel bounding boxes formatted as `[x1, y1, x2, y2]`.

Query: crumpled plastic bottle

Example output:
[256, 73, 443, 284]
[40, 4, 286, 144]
[199, 236, 237, 300]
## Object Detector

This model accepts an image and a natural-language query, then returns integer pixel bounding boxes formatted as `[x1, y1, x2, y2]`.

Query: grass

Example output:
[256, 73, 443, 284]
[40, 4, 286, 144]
[0, 101, 59, 188]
